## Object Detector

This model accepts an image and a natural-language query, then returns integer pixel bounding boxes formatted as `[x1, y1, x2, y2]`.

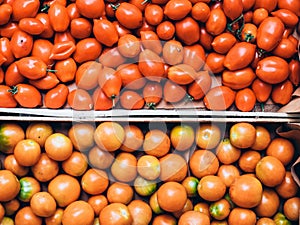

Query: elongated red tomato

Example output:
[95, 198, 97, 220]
[29, 72, 60, 90]
[254, 0, 278, 12]
[205, 8, 227, 36]
[114, 2, 143, 29]
[223, 0, 243, 21]
[0, 85, 17, 108]
[211, 33, 237, 54]
[93, 18, 119, 47]
[183, 44, 206, 71]
[12, 0, 40, 21]
[48, 3, 70, 32]
[92, 87, 114, 110]
[31, 39, 54, 66]
[271, 38, 297, 59]
[271, 9, 299, 28]
[49, 41, 76, 61]
[76, 0, 105, 18]
[120, 90, 145, 109]
[44, 84, 69, 109]
[142, 81, 163, 108]
[235, 88, 256, 112]
[256, 17, 285, 52]
[18, 18, 44, 35]
[271, 79, 294, 105]
[188, 70, 212, 100]
[222, 67, 256, 90]
[73, 38, 102, 63]
[15, 56, 48, 80]
[10, 30, 33, 59]
[0, 37, 15, 66]
[140, 31, 162, 55]
[175, 17, 200, 45]
[0, 4, 13, 25]
[167, 64, 197, 85]
[251, 78, 272, 103]
[116, 63, 146, 90]
[203, 86, 236, 110]
[164, 0, 192, 21]
[10, 84, 42, 108]
[288, 59, 300, 86]
[67, 89, 93, 110]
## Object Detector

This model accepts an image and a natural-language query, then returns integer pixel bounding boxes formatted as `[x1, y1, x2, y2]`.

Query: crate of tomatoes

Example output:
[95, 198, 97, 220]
[0, 0, 299, 114]
[0, 118, 299, 225]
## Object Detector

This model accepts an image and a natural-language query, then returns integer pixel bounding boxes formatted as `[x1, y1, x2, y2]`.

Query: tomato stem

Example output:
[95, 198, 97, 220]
[257, 48, 266, 58]
[46, 69, 57, 73]
[40, 4, 50, 12]
[7, 86, 18, 95]
[111, 95, 116, 108]
[141, 0, 150, 5]
[110, 3, 120, 11]
[243, 33, 254, 42]
[146, 102, 156, 110]
[227, 14, 244, 38]
[260, 103, 265, 112]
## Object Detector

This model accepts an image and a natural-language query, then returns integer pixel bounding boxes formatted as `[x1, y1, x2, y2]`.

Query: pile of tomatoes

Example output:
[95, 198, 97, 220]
[0, 121, 299, 224]
[0, 0, 299, 111]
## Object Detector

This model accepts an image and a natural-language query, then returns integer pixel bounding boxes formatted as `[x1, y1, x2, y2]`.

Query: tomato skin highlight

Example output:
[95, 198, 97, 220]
[44, 84, 69, 109]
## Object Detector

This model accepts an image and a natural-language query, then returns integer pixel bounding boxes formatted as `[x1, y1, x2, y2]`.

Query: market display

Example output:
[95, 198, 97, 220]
[0, 0, 299, 111]
[0, 121, 299, 224]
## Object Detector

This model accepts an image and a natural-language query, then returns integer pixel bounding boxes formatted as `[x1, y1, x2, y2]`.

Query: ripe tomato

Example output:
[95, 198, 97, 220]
[254, 0, 277, 12]
[251, 125, 271, 151]
[0, 3, 12, 25]
[118, 34, 141, 58]
[144, 4, 163, 26]
[10, 84, 42, 108]
[44, 84, 69, 109]
[272, 38, 297, 59]
[68, 123, 95, 151]
[271, 79, 294, 105]
[275, 171, 299, 199]
[67, 88, 93, 110]
[216, 138, 241, 165]
[15, 56, 48, 80]
[156, 21, 176, 40]
[31, 153, 59, 182]
[93, 87, 114, 110]
[254, 188, 280, 217]
[222, 67, 256, 90]
[164, 0, 192, 21]
[235, 88, 256, 112]
[143, 129, 170, 157]
[217, 164, 240, 187]
[167, 64, 197, 85]
[45, 133, 73, 161]
[14, 206, 42, 225]
[81, 169, 109, 195]
[30, 192, 57, 217]
[278, 0, 300, 16]
[48, 3, 70, 32]
[128, 200, 152, 225]
[87, 195, 108, 216]
[251, 78, 272, 103]
[257, 16, 285, 52]
[191, 2, 210, 22]
[18, 18, 44, 35]
[188, 71, 212, 100]
[55, 58, 77, 83]
[29, 72, 60, 90]
[70, 18, 92, 39]
[228, 208, 256, 225]
[143, 81, 163, 108]
[0, 37, 15, 66]
[49, 41, 76, 61]
[205, 52, 225, 74]
[111, 152, 137, 182]
[31, 39, 54, 66]
[120, 90, 145, 109]
[223, 0, 243, 21]
[211, 33, 237, 54]
[283, 197, 300, 221]
[100, 203, 133, 225]
[288, 59, 300, 86]
[12, 0, 40, 21]
[73, 38, 102, 63]
[152, 214, 177, 225]
[0, 170, 20, 202]
[230, 122, 256, 148]
[209, 198, 231, 220]
[205, 8, 227, 36]
[107, 182, 133, 204]
[183, 44, 205, 71]
[178, 211, 210, 225]
[116, 63, 146, 90]
[271, 9, 299, 28]
[4, 154, 29, 177]
[175, 17, 200, 45]
[140, 30, 162, 55]
[88, 146, 115, 169]
[93, 18, 119, 47]
[195, 123, 221, 149]
[76, 0, 105, 18]
[66, 2, 80, 19]
[54, 30, 75, 44]
[14, 139, 41, 167]
[45, 208, 64, 225]
[203, 85, 236, 110]
[137, 155, 160, 180]
[0, 85, 17, 108]
[10, 30, 33, 58]
[114, 2, 143, 29]
[162, 39, 184, 65]
[36, 13, 54, 38]
[62, 201, 94, 225]
[198, 175, 226, 202]
[163, 80, 187, 103]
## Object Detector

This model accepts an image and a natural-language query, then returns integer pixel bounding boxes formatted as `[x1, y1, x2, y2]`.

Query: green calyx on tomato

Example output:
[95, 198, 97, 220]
[273, 212, 292, 225]
[134, 176, 157, 197]
[224, 193, 235, 209]
[0, 126, 10, 153]
[227, 14, 245, 37]
[19, 179, 34, 201]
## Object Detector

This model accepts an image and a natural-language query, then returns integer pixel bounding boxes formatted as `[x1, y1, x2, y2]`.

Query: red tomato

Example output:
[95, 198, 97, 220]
[191, 2, 210, 23]
[288, 59, 300, 86]
[76, 0, 105, 18]
[18, 18, 44, 35]
[48, 3, 70, 32]
[118, 34, 141, 58]
[10, 84, 42, 108]
[44, 84, 69, 109]
[175, 17, 200, 45]
[223, 0, 243, 21]
[162, 39, 184, 66]
[188, 71, 212, 100]
[114, 2, 143, 29]
[12, 0, 40, 21]
[140, 30, 162, 55]
[66, 2, 80, 20]
[0, 37, 15, 66]
[204, 52, 225, 74]
[0, 4, 12, 25]
[0, 85, 17, 108]
[116, 63, 146, 90]
[205, 8, 227, 36]
[54, 58, 77, 83]
[15, 56, 47, 80]
[29, 72, 60, 90]
[120, 90, 145, 109]
[156, 21, 175, 40]
[54, 30, 75, 44]
[10, 30, 33, 58]
[73, 38, 102, 63]
[272, 38, 297, 59]
[31, 39, 54, 66]
[99, 47, 126, 68]
[271, 9, 299, 28]
[167, 64, 197, 85]
[278, 0, 300, 17]
[211, 33, 237, 54]
[234, 88, 256, 112]
[163, 80, 187, 103]
[92, 87, 114, 110]
[271, 79, 294, 105]
[67, 89, 93, 110]
[222, 67, 256, 90]
[76, 61, 101, 90]
[164, 0, 192, 21]
[70, 18, 92, 39]
[36, 13, 54, 39]
[49, 41, 76, 61]
[203, 86, 236, 110]
[183, 44, 206, 71]
[142, 81, 163, 108]
[251, 78, 272, 103]
[240, 23, 257, 43]
[254, 0, 278, 12]
[145, 4, 164, 26]
[4, 62, 25, 86]
[93, 18, 119, 47]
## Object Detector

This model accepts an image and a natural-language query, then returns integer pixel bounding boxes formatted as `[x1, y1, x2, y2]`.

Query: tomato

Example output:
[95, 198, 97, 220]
[18, 176, 40, 202]
[54, 30, 75, 44]
[256, 218, 277, 225]
[134, 175, 157, 197]
[203, 85, 236, 110]
[223, 0, 243, 21]
[0, 37, 15, 66]
[175, 17, 200, 45]
[143, 129, 170, 157]
[15, 56, 48, 80]
[74, 38, 102, 63]
[204, 52, 225, 74]
[48, 3, 70, 32]
[238, 150, 261, 173]
[143, 81, 163, 108]
[67, 88, 93, 110]
[48, 174, 80, 207]
[138, 49, 165, 82]
[18, 18, 44, 35]
[30, 192, 57, 217]
[159, 153, 188, 182]
[10, 30, 33, 58]
[45, 208, 64, 225]
[3, 198, 20, 216]
[273, 212, 292, 225]
[209, 198, 231, 220]
[31, 39, 54, 66]
[0, 85, 17, 108]
[12, 0, 40, 21]
[31, 153, 59, 182]
[170, 125, 194, 151]
[283, 197, 300, 221]
[114, 2, 143, 29]
[93, 18, 118, 47]
[99, 203, 133, 225]
[167, 64, 197, 85]
[4, 154, 29, 176]
[191, 2, 210, 22]
[99, 47, 127, 68]
[254, 188, 280, 217]
[88, 146, 115, 169]
[118, 34, 141, 58]
[14, 206, 42, 225]
[66, 2, 80, 19]
[0, 3, 12, 25]
[257, 17, 285, 52]
[145, 4, 164, 26]
[76, 0, 105, 18]
[26, 122, 53, 148]
[14, 139, 41, 167]
[70, 18, 92, 39]
[217, 164, 240, 187]
[278, 0, 300, 17]
[45, 132, 73, 161]
[49, 41, 76, 61]
[62, 201, 94, 225]
[156, 20, 175, 40]
[113, 21, 131, 37]
[93, 87, 114, 110]
[29, 72, 60, 90]
[235, 88, 256, 112]
[288, 59, 300, 86]
[107, 182, 133, 204]
[81, 169, 109, 195]
[135, 18, 156, 37]
[230, 122, 256, 148]
[68, 123, 95, 151]
[164, 0, 192, 21]
[211, 33, 237, 54]
[87, 195, 108, 216]
[157, 182, 187, 212]
[179, 211, 210, 225]
[163, 80, 187, 103]
[188, 71, 212, 100]
[162, 40, 183, 65]
[182, 44, 205, 71]
[272, 38, 297, 59]
[228, 208, 256, 225]
[111, 152, 137, 182]
[271, 79, 293, 105]
[216, 138, 241, 165]
[275, 171, 299, 199]
[271, 9, 299, 28]
[116, 63, 145, 90]
[71, 61, 97, 89]
[251, 125, 271, 150]
[153, 214, 177, 225]
[256, 156, 286, 187]
[10, 84, 42, 108]
[137, 155, 160, 180]
[0, 123, 23, 154]
[189, 150, 219, 178]
[128, 200, 152, 225]
[0, 170, 20, 202]
[256, 56, 289, 84]
[44, 84, 69, 109]
[205, 8, 227, 36]
[195, 123, 221, 149]
[222, 67, 256, 90]
[36, 13, 54, 38]
[198, 175, 226, 202]
[251, 78, 273, 103]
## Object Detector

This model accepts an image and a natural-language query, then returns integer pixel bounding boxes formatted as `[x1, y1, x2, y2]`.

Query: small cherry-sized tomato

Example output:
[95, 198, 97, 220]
[10, 30, 33, 59]
[191, 2, 210, 23]
[203, 85, 236, 110]
[67, 88, 93, 110]
[271, 79, 294, 105]
[0, 85, 17, 108]
[15, 56, 48, 80]
[93, 18, 119, 47]
[49, 40, 76, 61]
[76, 0, 105, 18]
[93, 87, 114, 110]
[29, 72, 60, 90]
[272, 38, 297, 59]
[256, 56, 289, 84]
[140, 30, 162, 55]
[31, 39, 54, 66]
[36, 13, 54, 39]
[235, 88, 256, 112]
[55, 58, 77, 83]
[241, 23, 257, 43]
[73, 38, 102, 63]
[175, 17, 200, 45]
[48, 3, 70, 32]
[145, 4, 164, 26]
[251, 78, 272, 103]
[138, 49, 165, 82]
[224, 42, 256, 71]
[211, 33, 237, 54]
[120, 90, 145, 109]
[205, 8, 227, 36]
[12, 0, 40, 21]
[288, 59, 300, 86]
[223, 0, 243, 21]
[70, 17, 92, 39]
[188, 70, 212, 100]
[118, 34, 141, 58]
[167, 64, 197, 85]
[183, 44, 206, 71]
[10, 84, 42, 108]
[0, 3, 12, 25]
[143, 81, 163, 108]
[44, 84, 69, 109]
[257, 16, 285, 52]
[18, 18, 44, 35]
[114, 2, 143, 29]
[222, 67, 256, 90]
[164, 0, 192, 21]
[156, 21, 176, 40]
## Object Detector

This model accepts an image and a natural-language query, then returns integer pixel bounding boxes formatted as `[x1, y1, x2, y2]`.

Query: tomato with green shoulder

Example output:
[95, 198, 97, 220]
[18, 177, 41, 202]
[0, 123, 25, 154]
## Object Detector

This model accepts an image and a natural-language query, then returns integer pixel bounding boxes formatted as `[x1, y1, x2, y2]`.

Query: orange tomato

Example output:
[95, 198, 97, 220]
[14, 206, 42, 225]
[128, 199, 152, 225]
[31, 153, 59, 182]
[238, 150, 262, 173]
[62, 151, 88, 177]
[216, 138, 241, 165]
[251, 125, 271, 150]
[217, 164, 240, 187]
[70, 18, 92, 39]
[45, 208, 64, 225]
[93, 18, 119, 47]
[234, 88, 256, 112]
[73, 38, 102, 63]
[164, 0, 192, 20]
[62, 201, 94, 225]
[0, 170, 20, 202]
[229, 122, 256, 148]
[68, 123, 95, 151]
[45, 133, 73, 161]
[115, 2, 143, 29]
[156, 21, 176, 40]
[120, 125, 144, 152]
[195, 123, 221, 149]
[29, 72, 60, 90]
[111, 152, 137, 182]
[67, 88, 93, 110]
[81, 168, 109, 195]
[254, 188, 280, 217]
[222, 67, 256, 90]
[163, 80, 187, 103]
[4, 154, 29, 177]
[143, 129, 170, 157]
[14, 139, 41, 167]
[205, 8, 227, 36]
[30, 192, 57, 217]
[99, 203, 133, 225]
[198, 175, 226, 202]
[137, 155, 161, 180]
[275, 171, 299, 199]
[0, 85, 17, 108]
[87, 195, 108, 216]
[88, 146, 115, 170]
[107, 182, 134, 204]
[48, 3, 70, 32]
[10, 83, 42, 108]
